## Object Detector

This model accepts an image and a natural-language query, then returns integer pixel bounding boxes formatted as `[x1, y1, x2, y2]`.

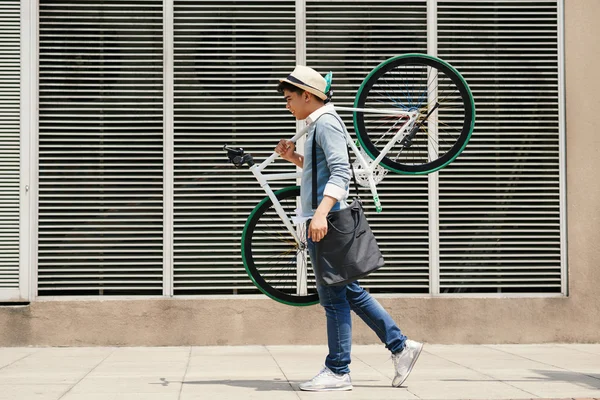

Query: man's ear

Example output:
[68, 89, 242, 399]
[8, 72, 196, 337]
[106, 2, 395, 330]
[303, 91, 311, 102]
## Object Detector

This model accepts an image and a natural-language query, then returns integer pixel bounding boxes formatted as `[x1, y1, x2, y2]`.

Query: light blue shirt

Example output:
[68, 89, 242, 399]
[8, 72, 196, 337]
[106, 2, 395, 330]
[301, 104, 351, 217]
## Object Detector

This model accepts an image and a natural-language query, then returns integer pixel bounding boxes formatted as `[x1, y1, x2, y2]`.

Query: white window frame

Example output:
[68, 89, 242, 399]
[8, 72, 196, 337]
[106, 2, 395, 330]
[21, 0, 566, 301]
[558, 0, 567, 296]
[163, 0, 175, 297]
[19, 0, 39, 301]
[427, 0, 440, 295]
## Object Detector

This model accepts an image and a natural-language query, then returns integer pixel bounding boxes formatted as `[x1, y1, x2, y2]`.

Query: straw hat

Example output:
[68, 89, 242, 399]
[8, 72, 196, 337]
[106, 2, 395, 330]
[280, 65, 328, 100]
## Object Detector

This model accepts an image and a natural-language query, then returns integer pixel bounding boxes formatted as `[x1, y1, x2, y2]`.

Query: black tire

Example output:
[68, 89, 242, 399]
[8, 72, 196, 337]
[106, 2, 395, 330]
[242, 186, 319, 306]
[353, 53, 475, 174]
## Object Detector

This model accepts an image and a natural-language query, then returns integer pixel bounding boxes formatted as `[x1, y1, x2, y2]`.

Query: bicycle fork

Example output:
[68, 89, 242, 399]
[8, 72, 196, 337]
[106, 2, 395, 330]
[249, 166, 310, 296]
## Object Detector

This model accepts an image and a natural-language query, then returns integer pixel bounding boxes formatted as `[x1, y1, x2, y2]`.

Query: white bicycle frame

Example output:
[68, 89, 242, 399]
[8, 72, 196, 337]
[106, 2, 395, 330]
[249, 106, 419, 247]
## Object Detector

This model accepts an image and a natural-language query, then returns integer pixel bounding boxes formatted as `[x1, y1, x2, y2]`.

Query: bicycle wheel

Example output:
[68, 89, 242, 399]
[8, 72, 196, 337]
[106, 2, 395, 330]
[353, 53, 475, 174]
[242, 186, 319, 306]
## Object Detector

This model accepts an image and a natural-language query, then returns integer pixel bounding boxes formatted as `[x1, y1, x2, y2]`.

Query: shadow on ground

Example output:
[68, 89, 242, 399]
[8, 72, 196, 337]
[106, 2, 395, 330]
[442, 369, 600, 391]
[152, 378, 394, 392]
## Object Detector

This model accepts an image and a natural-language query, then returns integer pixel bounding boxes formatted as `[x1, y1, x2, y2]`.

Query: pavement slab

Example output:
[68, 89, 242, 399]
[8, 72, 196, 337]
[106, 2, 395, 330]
[0, 344, 598, 400]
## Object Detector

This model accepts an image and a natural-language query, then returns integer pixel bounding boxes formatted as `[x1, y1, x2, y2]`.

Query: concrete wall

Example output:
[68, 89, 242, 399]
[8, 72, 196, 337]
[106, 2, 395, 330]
[1, 0, 599, 346]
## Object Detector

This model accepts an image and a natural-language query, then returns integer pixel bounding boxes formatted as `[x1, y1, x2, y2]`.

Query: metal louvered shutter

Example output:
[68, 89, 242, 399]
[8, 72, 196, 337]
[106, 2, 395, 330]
[0, 0, 20, 299]
[37, 1, 164, 296]
[306, 1, 430, 294]
[29, 1, 565, 299]
[437, 1, 563, 293]
[172, 1, 297, 294]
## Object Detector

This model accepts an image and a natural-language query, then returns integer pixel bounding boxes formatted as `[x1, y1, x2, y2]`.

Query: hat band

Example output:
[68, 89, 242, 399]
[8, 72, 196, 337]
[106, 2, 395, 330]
[286, 75, 324, 94]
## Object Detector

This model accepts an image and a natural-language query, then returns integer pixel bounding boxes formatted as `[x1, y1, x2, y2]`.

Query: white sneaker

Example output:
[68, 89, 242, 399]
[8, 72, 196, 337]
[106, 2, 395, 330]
[299, 366, 353, 391]
[391, 339, 423, 387]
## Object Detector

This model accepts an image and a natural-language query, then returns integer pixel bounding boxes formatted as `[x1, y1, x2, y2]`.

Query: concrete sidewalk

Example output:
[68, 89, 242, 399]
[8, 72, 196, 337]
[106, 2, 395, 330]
[0, 344, 599, 400]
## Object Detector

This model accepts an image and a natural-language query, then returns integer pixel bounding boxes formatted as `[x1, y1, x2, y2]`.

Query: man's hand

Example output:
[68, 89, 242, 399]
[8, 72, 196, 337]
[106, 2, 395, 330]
[308, 213, 328, 242]
[275, 139, 295, 161]
[309, 195, 338, 242]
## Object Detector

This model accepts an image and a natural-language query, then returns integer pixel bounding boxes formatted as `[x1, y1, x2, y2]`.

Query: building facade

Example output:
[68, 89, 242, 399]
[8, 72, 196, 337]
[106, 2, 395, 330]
[1, 0, 599, 345]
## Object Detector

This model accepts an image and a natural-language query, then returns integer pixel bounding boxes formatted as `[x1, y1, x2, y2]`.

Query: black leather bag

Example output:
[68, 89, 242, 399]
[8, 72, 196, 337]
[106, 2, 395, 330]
[311, 113, 384, 286]
[314, 199, 384, 286]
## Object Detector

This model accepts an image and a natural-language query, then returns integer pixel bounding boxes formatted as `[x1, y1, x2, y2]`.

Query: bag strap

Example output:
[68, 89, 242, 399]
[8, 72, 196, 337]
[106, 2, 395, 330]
[311, 112, 360, 210]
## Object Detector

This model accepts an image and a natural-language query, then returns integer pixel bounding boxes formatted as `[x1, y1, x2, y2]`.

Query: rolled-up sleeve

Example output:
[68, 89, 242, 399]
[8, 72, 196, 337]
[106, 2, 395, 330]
[316, 116, 351, 200]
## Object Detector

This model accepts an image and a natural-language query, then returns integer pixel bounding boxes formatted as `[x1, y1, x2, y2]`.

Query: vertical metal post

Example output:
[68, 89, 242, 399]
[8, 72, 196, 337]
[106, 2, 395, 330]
[427, 0, 440, 295]
[163, 0, 174, 296]
[296, 0, 307, 152]
[20, 0, 39, 301]
[557, 0, 567, 296]
[295, 0, 308, 296]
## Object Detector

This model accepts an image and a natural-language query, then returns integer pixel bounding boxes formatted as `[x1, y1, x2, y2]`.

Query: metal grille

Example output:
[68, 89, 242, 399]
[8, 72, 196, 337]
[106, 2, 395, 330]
[30, 0, 564, 297]
[172, 0, 298, 294]
[437, 1, 562, 293]
[37, 1, 164, 295]
[306, 0, 430, 294]
[0, 0, 20, 295]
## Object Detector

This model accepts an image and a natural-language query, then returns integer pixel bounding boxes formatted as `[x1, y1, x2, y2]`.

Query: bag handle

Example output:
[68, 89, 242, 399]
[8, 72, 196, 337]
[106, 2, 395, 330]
[326, 201, 363, 234]
[311, 112, 360, 210]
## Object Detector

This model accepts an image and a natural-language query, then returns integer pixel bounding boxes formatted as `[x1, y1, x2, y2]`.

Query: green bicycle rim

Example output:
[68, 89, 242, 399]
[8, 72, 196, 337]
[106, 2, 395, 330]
[352, 53, 476, 175]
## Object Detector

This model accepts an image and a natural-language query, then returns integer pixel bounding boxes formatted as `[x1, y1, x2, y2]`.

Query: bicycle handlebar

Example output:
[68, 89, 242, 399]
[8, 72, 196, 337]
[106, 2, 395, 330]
[224, 123, 312, 170]
[223, 145, 254, 168]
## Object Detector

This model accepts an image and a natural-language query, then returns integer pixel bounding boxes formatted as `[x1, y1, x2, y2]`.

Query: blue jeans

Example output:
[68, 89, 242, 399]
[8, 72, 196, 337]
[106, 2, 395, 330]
[308, 237, 407, 375]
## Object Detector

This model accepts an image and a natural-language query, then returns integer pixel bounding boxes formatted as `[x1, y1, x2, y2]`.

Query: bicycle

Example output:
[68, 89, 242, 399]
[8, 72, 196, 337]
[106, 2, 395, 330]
[223, 53, 475, 306]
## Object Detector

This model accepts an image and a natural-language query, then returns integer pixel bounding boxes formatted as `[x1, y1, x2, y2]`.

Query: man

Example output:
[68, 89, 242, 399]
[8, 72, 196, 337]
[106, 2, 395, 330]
[275, 65, 423, 392]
